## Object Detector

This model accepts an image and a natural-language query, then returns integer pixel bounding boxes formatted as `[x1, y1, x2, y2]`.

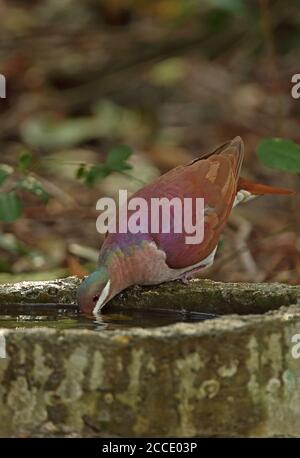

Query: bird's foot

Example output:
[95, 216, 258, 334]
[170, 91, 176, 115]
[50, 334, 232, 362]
[181, 274, 191, 284]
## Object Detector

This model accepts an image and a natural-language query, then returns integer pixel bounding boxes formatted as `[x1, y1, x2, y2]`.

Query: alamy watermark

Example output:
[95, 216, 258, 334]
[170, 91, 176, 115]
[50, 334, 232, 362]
[0, 74, 6, 99]
[291, 334, 300, 359]
[291, 74, 300, 99]
[96, 190, 205, 245]
[0, 332, 6, 359]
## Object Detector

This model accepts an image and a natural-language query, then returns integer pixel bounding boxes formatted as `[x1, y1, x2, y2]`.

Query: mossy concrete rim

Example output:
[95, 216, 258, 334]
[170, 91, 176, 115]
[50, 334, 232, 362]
[0, 303, 300, 438]
[1, 278, 300, 437]
[1, 276, 300, 315]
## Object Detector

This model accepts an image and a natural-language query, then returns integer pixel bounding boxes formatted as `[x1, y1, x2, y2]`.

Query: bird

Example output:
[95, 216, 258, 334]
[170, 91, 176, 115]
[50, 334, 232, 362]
[77, 137, 294, 315]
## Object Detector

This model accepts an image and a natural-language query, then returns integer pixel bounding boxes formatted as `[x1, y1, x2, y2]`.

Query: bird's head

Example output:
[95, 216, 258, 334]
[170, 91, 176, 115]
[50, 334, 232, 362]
[77, 267, 111, 316]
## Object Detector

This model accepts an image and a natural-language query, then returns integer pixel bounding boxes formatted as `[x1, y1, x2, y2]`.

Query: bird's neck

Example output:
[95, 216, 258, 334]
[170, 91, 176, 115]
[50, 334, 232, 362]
[100, 235, 160, 299]
[100, 245, 140, 298]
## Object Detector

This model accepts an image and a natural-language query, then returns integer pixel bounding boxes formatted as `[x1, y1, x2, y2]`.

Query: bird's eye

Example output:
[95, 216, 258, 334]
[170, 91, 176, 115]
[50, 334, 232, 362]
[93, 294, 100, 303]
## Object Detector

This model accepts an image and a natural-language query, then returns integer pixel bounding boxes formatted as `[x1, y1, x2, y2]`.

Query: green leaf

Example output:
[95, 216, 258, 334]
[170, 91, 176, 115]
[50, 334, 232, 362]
[76, 163, 87, 179]
[257, 138, 300, 174]
[18, 151, 32, 174]
[76, 146, 133, 187]
[0, 165, 13, 186]
[106, 145, 133, 172]
[84, 165, 110, 187]
[18, 177, 49, 204]
[0, 191, 22, 222]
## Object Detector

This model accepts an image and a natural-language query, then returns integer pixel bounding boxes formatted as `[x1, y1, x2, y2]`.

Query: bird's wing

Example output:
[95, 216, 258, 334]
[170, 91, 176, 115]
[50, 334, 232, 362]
[131, 137, 244, 269]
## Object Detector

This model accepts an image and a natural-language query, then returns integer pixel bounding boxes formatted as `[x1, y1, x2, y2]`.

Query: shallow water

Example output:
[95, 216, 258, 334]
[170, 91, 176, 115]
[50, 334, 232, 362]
[0, 307, 218, 332]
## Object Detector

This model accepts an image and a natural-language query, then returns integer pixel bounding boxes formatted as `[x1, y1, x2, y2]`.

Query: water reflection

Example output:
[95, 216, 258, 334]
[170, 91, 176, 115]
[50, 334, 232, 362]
[0, 307, 218, 331]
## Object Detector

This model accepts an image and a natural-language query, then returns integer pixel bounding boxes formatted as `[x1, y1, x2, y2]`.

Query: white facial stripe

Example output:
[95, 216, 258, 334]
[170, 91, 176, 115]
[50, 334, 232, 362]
[93, 280, 111, 315]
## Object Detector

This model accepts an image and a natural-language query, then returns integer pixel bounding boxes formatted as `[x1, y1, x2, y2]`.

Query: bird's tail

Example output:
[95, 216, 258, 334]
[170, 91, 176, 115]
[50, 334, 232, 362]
[237, 177, 295, 196]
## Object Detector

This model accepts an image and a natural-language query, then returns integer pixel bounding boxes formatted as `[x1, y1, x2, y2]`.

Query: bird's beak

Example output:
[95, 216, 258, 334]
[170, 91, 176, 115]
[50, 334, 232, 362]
[92, 281, 111, 315]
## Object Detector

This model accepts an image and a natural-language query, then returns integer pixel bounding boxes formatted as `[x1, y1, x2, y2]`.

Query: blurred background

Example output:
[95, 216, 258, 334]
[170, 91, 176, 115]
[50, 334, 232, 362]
[0, 0, 299, 285]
